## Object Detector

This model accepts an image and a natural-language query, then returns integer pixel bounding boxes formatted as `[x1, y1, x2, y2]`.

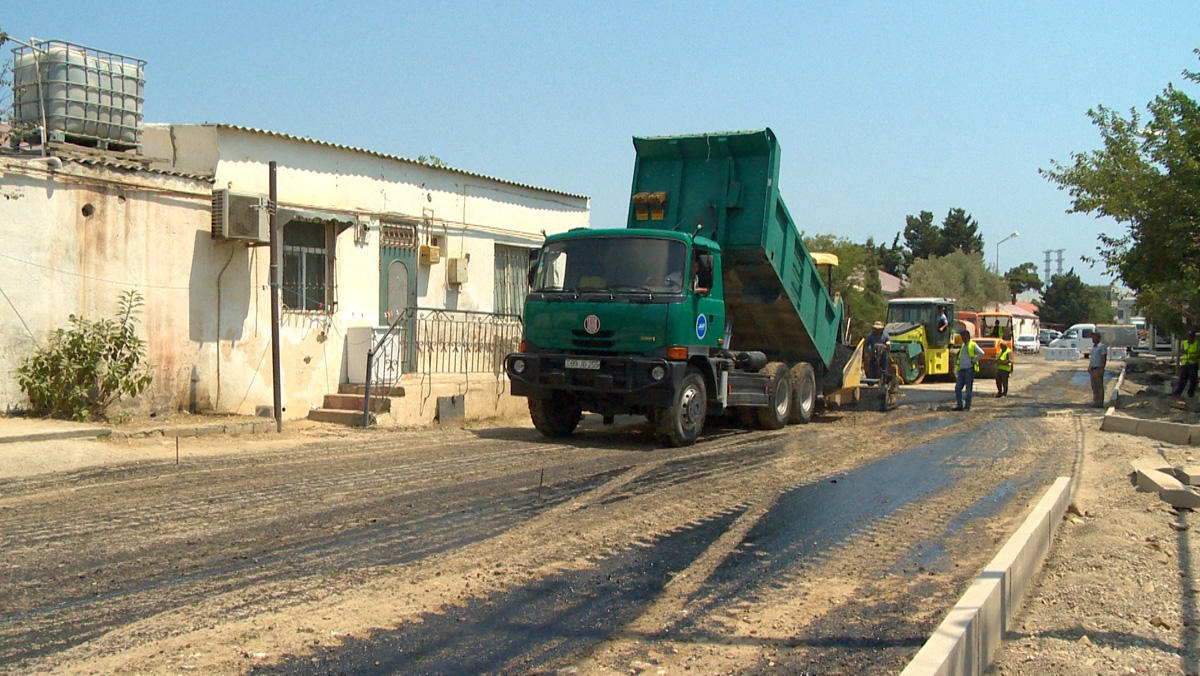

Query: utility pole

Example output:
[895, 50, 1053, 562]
[268, 162, 283, 433]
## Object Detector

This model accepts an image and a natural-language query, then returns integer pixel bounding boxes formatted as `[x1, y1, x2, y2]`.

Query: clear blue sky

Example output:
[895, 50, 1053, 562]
[5, 1, 1198, 285]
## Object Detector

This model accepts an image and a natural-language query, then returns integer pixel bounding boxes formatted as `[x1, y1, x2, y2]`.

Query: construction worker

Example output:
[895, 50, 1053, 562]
[1173, 329, 1199, 398]
[995, 340, 1012, 397]
[954, 328, 983, 411]
[1088, 331, 1108, 407]
[864, 320, 891, 382]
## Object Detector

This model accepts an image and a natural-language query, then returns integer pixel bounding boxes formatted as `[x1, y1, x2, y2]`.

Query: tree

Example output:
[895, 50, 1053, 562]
[898, 208, 986, 273]
[1036, 269, 1115, 327]
[804, 234, 887, 343]
[903, 210, 943, 261]
[940, 208, 984, 255]
[865, 234, 906, 278]
[1004, 262, 1043, 302]
[1042, 49, 1200, 335]
[902, 250, 1009, 311]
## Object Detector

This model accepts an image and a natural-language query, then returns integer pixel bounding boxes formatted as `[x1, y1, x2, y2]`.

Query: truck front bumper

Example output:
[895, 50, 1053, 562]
[504, 352, 684, 409]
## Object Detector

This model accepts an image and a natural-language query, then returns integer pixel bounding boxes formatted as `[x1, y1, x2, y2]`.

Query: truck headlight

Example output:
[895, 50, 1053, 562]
[512, 358, 526, 375]
[650, 364, 666, 381]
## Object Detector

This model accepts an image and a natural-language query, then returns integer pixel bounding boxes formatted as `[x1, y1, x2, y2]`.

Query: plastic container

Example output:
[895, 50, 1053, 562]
[12, 40, 145, 147]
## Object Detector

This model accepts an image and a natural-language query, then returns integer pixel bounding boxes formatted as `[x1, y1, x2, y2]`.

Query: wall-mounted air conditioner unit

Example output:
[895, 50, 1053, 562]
[447, 257, 468, 285]
[211, 189, 269, 243]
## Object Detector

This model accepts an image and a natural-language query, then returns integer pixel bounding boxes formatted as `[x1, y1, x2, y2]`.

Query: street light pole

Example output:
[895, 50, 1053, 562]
[995, 231, 1020, 273]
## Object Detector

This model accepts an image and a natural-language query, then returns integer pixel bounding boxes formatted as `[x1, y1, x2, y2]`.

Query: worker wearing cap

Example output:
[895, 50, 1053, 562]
[954, 328, 983, 411]
[994, 340, 1012, 397]
[864, 320, 891, 384]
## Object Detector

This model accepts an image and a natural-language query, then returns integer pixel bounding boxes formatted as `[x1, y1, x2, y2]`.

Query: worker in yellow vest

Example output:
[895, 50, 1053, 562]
[995, 340, 1013, 397]
[1173, 329, 1199, 398]
[954, 328, 984, 411]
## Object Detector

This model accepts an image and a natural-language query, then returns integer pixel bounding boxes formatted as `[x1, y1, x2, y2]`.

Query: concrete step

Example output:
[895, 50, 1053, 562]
[307, 408, 373, 427]
[323, 393, 391, 413]
[338, 383, 406, 397]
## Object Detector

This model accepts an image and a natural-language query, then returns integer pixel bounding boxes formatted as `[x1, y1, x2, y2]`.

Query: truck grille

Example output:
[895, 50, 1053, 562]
[570, 329, 615, 349]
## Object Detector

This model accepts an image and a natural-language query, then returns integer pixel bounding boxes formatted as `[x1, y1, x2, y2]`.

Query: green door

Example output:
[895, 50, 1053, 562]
[380, 223, 418, 372]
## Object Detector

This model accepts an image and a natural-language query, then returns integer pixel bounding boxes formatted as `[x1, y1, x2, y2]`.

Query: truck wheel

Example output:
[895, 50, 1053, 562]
[756, 362, 792, 429]
[529, 394, 582, 438]
[788, 362, 816, 424]
[659, 368, 707, 446]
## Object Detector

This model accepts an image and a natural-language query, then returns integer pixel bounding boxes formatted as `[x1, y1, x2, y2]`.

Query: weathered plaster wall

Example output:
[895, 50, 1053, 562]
[3, 126, 589, 421]
[0, 158, 211, 415]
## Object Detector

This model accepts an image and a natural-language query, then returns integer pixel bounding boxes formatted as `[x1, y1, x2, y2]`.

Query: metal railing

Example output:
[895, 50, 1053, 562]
[362, 307, 522, 425]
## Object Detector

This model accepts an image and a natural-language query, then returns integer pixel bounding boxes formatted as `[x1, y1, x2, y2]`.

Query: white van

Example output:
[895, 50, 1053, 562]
[1050, 323, 1138, 355]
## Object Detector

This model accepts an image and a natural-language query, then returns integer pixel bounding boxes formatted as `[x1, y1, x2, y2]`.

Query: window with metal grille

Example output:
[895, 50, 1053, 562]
[494, 244, 532, 317]
[283, 220, 333, 312]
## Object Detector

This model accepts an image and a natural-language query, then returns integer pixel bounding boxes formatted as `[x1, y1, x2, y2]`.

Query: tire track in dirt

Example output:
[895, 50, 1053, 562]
[1, 406, 952, 671]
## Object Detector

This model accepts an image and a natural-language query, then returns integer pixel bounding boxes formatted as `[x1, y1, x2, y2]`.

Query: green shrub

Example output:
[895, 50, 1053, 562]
[17, 290, 154, 421]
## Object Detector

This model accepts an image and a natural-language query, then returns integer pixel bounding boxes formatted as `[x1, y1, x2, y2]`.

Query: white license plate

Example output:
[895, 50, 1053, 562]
[565, 358, 600, 370]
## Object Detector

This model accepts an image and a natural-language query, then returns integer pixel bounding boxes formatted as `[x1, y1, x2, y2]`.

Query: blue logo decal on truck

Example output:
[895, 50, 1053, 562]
[696, 313, 708, 339]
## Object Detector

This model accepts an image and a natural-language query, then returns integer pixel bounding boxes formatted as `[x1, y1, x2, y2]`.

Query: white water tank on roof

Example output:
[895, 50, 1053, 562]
[12, 39, 145, 148]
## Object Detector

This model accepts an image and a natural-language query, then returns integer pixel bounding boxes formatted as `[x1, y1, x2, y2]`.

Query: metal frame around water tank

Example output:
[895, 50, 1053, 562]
[12, 39, 146, 149]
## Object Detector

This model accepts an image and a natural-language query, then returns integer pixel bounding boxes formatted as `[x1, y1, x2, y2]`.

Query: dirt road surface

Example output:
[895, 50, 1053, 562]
[0, 358, 1169, 674]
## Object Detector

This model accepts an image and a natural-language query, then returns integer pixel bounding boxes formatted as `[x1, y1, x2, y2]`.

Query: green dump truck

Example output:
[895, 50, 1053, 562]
[504, 128, 863, 446]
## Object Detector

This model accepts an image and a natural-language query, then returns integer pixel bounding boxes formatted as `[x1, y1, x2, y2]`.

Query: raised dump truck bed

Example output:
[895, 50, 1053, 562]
[628, 129, 842, 367]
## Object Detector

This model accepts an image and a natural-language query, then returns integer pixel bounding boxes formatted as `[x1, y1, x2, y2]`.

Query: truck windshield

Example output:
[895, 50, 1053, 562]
[533, 237, 687, 294]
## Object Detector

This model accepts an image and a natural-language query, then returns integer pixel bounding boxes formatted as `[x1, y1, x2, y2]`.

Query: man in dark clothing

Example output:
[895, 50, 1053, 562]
[864, 320, 891, 383]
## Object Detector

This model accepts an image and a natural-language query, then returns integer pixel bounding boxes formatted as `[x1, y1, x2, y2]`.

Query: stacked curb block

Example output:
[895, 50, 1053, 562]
[900, 477, 1072, 676]
[1102, 363, 1200, 446]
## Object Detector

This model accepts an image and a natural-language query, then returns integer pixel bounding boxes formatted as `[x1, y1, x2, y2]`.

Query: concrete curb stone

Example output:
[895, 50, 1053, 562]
[104, 419, 274, 440]
[1101, 362, 1200, 446]
[901, 477, 1072, 676]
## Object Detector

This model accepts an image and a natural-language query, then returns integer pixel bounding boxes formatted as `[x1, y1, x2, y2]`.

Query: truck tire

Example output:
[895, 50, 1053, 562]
[529, 394, 582, 438]
[756, 362, 792, 429]
[788, 362, 816, 424]
[659, 368, 707, 446]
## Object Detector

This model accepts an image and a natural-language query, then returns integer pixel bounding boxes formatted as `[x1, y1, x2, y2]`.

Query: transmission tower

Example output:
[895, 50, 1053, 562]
[1043, 249, 1065, 281]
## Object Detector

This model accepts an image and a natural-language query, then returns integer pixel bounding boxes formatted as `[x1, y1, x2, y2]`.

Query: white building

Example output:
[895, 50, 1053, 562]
[0, 124, 589, 424]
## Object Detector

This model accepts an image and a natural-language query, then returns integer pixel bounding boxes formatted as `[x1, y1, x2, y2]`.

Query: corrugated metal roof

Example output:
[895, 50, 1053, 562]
[211, 124, 589, 201]
[0, 147, 213, 182]
[67, 154, 212, 181]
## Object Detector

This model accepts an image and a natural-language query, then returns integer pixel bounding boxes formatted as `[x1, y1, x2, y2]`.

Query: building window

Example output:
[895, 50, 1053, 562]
[283, 220, 333, 312]
[494, 244, 532, 316]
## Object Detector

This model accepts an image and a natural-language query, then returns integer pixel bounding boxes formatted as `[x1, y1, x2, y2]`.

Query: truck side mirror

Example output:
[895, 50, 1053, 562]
[695, 254, 714, 292]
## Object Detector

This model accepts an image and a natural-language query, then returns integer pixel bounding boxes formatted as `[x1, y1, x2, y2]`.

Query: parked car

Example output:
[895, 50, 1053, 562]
[1038, 329, 1061, 345]
[1015, 334, 1040, 354]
